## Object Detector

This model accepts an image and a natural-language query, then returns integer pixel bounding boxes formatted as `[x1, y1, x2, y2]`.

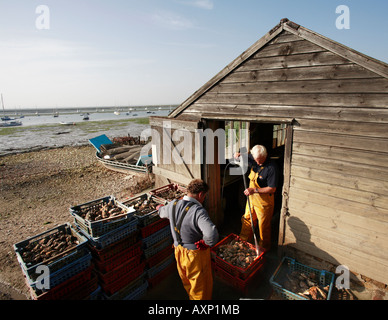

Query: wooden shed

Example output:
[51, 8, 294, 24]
[149, 19, 388, 286]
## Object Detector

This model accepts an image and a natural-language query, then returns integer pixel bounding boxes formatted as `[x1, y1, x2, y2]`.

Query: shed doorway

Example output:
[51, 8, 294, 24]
[214, 120, 289, 252]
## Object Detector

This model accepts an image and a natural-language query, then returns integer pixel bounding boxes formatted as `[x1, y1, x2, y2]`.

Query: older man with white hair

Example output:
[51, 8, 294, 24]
[234, 145, 279, 252]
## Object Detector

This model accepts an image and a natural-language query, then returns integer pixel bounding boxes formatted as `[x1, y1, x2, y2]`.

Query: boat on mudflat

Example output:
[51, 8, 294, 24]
[60, 121, 76, 125]
[1, 94, 22, 127]
[0, 120, 22, 127]
[89, 134, 152, 174]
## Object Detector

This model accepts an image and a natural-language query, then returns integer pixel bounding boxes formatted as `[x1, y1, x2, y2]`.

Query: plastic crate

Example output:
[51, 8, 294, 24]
[147, 254, 175, 279]
[88, 285, 103, 300]
[64, 271, 99, 300]
[123, 280, 148, 300]
[123, 194, 166, 227]
[25, 250, 92, 291]
[29, 264, 94, 300]
[138, 211, 161, 228]
[70, 195, 136, 238]
[143, 237, 173, 260]
[145, 245, 173, 268]
[94, 241, 142, 274]
[101, 261, 146, 296]
[14, 223, 89, 280]
[269, 256, 335, 300]
[142, 225, 172, 249]
[149, 183, 187, 202]
[211, 234, 265, 280]
[140, 217, 170, 238]
[61, 271, 99, 300]
[147, 262, 176, 289]
[103, 273, 146, 300]
[213, 258, 264, 294]
[77, 219, 138, 250]
[89, 231, 140, 262]
[96, 254, 143, 285]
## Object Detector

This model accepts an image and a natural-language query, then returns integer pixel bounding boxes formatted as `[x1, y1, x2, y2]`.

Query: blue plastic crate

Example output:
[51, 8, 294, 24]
[143, 237, 173, 260]
[142, 225, 172, 249]
[269, 256, 335, 300]
[25, 250, 92, 291]
[123, 194, 167, 227]
[76, 219, 138, 250]
[70, 195, 136, 238]
[14, 223, 89, 280]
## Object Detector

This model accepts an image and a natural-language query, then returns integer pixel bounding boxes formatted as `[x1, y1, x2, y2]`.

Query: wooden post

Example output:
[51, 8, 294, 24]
[204, 120, 223, 226]
[278, 124, 294, 256]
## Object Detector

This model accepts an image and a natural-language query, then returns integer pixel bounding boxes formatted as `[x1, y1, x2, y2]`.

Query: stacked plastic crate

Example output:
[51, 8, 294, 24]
[70, 195, 147, 300]
[13, 223, 97, 300]
[146, 184, 187, 287]
[146, 184, 187, 282]
[211, 234, 266, 294]
[123, 191, 176, 289]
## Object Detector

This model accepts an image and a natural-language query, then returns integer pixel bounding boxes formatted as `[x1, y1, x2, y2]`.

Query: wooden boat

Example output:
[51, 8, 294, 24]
[89, 134, 152, 174]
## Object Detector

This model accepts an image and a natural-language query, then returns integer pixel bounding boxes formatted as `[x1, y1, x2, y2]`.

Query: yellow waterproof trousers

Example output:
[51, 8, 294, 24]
[240, 168, 275, 251]
[174, 245, 213, 300]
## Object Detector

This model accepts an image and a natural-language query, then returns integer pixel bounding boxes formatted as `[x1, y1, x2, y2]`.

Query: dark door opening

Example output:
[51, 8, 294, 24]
[219, 121, 286, 251]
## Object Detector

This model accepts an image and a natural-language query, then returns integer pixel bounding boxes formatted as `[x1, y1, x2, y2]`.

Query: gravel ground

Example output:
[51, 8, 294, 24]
[0, 145, 154, 299]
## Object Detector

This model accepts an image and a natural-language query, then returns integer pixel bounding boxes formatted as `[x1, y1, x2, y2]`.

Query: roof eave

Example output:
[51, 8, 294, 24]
[283, 23, 388, 79]
[169, 19, 388, 119]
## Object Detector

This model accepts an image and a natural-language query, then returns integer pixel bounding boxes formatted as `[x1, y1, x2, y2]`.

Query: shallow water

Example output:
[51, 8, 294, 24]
[0, 110, 168, 156]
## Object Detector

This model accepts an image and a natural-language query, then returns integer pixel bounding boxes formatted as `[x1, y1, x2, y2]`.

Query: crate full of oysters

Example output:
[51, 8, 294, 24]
[269, 256, 335, 300]
[70, 195, 136, 238]
[211, 234, 265, 280]
[13, 223, 89, 284]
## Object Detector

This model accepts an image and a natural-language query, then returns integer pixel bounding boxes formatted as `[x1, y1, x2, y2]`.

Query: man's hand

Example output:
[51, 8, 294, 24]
[156, 204, 164, 211]
[243, 188, 256, 196]
[195, 240, 209, 250]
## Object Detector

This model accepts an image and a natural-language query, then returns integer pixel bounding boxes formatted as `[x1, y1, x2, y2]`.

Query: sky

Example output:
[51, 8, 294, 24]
[0, 0, 387, 109]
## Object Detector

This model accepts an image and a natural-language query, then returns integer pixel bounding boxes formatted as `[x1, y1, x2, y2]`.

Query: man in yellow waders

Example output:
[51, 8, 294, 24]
[235, 145, 279, 252]
[157, 179, 219, 300]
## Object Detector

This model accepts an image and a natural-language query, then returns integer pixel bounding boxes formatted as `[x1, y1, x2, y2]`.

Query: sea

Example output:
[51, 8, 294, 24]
[0, 106, 173, 156]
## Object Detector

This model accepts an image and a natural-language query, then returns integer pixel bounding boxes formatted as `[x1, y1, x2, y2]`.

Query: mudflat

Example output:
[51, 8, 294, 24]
[0, 145, 153, 299]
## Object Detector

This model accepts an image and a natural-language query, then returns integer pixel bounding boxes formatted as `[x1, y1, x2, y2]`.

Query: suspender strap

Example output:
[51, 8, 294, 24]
[171, 200, 194, 246]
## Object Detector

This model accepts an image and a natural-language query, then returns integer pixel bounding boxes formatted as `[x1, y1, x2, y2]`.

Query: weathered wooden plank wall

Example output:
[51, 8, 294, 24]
[176, 30, 388, 284]
[150, 117, 201, 186]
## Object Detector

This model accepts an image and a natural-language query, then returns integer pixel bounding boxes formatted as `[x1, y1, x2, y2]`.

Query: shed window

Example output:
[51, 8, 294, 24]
[273, 124, 287, 148]
[225, 121, 249, 158]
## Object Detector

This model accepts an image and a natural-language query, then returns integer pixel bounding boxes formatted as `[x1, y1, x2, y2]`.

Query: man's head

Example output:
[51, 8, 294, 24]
[250, 145, 267, 166]
[187, 179, 209, 204]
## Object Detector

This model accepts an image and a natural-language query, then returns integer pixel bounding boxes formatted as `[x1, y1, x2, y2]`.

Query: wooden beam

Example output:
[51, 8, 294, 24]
[203, 120, 223, 226]
[197, 92, 388, 108]
[190, 104, 388, 124]
[278, 124, 293, 251]
[201, 113, 294, 124]
[213, 78, 388, 94]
